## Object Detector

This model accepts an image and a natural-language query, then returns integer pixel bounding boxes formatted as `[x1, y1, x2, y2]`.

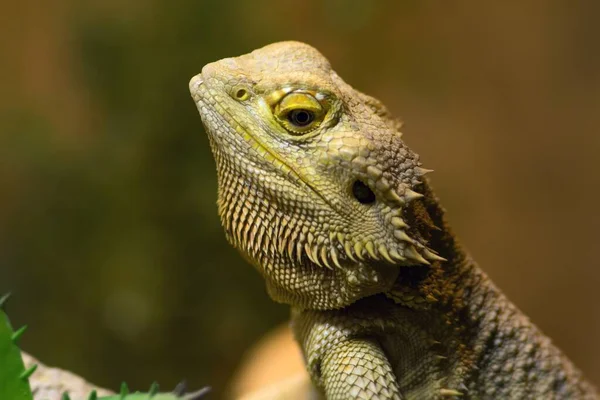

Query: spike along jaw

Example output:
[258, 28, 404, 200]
[190, 42, 444, 310]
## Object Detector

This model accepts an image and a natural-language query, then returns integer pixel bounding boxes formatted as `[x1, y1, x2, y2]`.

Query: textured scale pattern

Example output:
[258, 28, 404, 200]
[322, 339, 401, 400]
[190, 41, 598, 399]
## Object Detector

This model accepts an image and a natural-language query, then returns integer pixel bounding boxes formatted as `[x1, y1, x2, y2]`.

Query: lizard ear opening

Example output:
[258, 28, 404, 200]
[352, 180, 376, 204]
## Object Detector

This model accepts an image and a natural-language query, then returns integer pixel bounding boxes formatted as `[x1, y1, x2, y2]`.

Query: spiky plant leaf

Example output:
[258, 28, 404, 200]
[0, 293, 34, 400]
[61, 383, 210, 400]
[1, 294, 210, 400]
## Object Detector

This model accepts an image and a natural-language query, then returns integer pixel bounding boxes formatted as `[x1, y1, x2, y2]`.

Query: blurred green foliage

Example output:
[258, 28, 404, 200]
[0, 1, 294, 395]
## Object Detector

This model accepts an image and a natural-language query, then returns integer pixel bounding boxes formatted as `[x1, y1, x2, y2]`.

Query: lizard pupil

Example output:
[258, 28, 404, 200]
[288, 109, 314, 126]
[352, 180, 376, 204]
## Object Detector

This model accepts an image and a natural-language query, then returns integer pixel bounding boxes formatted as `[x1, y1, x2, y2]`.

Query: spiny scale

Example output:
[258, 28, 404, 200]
[378, 245, 394, 263]
[365, 241, 378, 259]
[422, 248, 447, 262]
[291, 229, 441, 269]
[404, 245, 430, 265]
[220, 151, 440, 271]
[403, 188, 424, 202]
[391, 217, 408, 229]
[414, 166, 434, 176]
[439, 388, 464, 397]
[394, 229, 414, 244]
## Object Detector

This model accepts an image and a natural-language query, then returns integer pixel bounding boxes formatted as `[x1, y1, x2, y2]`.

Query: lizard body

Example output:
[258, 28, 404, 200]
[189, 42, 598, 399]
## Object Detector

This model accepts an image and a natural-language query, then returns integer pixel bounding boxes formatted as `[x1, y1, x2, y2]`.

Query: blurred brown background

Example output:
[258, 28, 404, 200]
[1, 0, 599, 397]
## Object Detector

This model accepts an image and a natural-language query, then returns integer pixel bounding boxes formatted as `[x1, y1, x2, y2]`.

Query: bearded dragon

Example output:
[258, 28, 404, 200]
[189, 41, 598, 400]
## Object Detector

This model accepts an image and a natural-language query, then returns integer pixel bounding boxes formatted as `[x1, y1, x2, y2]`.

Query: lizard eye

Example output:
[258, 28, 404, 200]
[287, 109, 314, 127]
[275, 92, 325, 135]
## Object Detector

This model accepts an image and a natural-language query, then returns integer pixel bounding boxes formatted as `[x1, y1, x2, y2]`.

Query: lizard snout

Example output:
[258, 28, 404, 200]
[189, 74, 204, 99]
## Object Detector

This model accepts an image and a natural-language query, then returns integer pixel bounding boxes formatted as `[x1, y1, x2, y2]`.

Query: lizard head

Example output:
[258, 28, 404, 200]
[190, 41, 444, 309]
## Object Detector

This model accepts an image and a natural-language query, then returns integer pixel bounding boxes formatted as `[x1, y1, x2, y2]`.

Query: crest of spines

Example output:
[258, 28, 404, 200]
[222, 165, 446, 270]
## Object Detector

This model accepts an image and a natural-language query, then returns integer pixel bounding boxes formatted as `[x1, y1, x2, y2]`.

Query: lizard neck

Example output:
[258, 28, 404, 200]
[395, 181, 516, 344]
[386, 183, 594, 397]
[386, 180, 476, 313]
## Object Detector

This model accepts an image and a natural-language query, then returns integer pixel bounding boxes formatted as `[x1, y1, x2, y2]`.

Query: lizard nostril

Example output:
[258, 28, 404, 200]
[352, 180, 376, 204]
[232, 85, 251, 101]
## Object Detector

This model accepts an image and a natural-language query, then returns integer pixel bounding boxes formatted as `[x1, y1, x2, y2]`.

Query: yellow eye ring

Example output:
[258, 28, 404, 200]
[274, 92, 325, 135]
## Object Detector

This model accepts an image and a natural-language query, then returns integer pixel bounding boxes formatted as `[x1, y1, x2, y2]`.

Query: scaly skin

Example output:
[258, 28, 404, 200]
[189, 42, 598, 399]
